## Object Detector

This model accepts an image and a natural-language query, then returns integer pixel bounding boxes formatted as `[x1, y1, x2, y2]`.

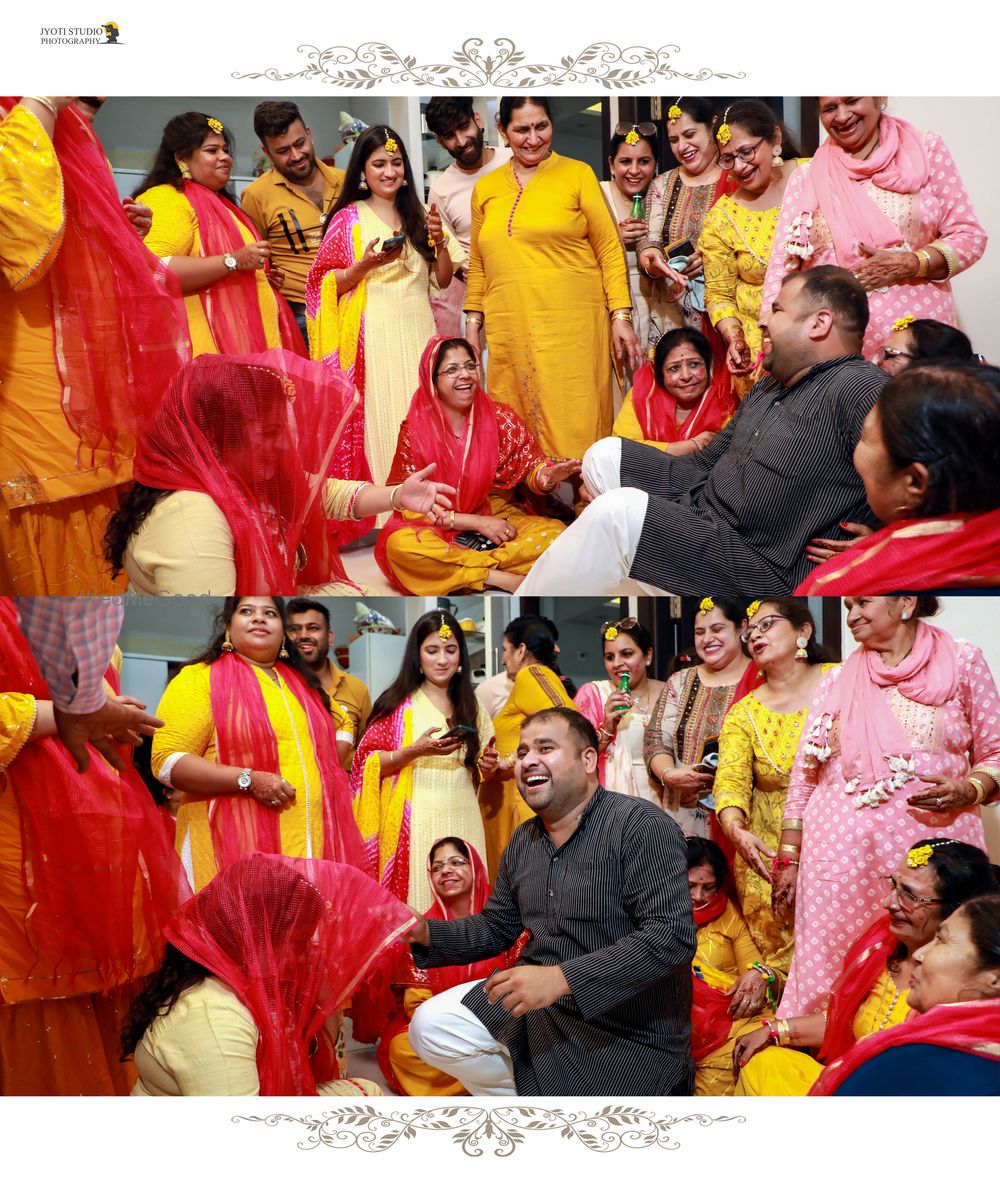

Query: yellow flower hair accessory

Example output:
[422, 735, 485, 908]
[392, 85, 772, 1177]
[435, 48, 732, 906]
[892, 314, 915, 332]
[716, 106, 733, 147]
[603, 625, 619, 642]
[384, 134, 399, 154]
[699, 597, 715, 614]
[668, 100, 683, 123]
[907, 845, 934, 869]
[437, 621, 453, 640]
[207, 117, 224, 135]
[746, 600, 761, 620]
[625, 128, 640, 146]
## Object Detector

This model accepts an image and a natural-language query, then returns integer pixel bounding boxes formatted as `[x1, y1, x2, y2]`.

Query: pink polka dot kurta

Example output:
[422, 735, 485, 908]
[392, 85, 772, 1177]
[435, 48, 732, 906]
[778, 639, 1000, 1017]
[761, 131, 987, 361]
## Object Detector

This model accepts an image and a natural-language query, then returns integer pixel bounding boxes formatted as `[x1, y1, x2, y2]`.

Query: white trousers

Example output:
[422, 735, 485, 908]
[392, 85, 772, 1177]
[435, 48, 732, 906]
[519, 438, 671, 596]
[408, 980, 518, 1096]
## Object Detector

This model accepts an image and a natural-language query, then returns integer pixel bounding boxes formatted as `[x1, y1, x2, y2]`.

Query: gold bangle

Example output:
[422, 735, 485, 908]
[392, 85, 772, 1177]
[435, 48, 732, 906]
[914, 248, 931, 278]
[611, 311, 633, 323]
[781, 819, 804, 831]
[465, 315, 483, 327]
[22, 95, 58, 118]
[965, 776, 987, 806]
[447, 509, 455, 530]
[776, 1018, 792, 1046]
[389, 483, 404, 511]
[778, 842, 801, 855]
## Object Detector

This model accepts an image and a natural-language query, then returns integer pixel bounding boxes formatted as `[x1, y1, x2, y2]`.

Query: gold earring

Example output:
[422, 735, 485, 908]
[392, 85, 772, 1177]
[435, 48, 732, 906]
[178, 161, 192, 180]
[279, 639, 290, 660]
[795, 636, 808, 661]
[222, 627, 234, 652]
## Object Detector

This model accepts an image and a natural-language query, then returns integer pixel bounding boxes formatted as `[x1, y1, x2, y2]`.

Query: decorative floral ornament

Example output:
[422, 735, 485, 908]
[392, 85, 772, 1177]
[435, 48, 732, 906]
[437, 621, 453, 640]
[846, 754, 918, 809]
[892, 314, 915, 331]
[207, 117, 224, 135]
[716, 107, 733, 147]
[746, 600, 761, 620]
[699, 597, 715, 614]
[603, 625, 619, 642]
[625, 127, 640, 146]
[384, 134, 400, 154]
[668, 99, 683, 123]
[785, 213, 815, 261]
[907, 844, 934, 869]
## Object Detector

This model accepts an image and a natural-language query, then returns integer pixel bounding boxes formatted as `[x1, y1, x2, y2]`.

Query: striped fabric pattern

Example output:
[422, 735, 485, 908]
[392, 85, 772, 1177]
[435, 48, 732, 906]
[14, 598, 122, 712]
[623, 354, 886, 592]
[415, 786, 697, 1096]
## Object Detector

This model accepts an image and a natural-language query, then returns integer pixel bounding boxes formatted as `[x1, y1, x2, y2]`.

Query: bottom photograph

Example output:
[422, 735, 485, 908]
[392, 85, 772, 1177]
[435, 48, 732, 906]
[1, 593, 999, 1099]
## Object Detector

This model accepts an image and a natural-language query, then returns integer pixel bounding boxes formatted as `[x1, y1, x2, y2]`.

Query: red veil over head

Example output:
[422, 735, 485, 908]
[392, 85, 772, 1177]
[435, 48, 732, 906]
[165, 853, 415, 1095]
[203, 650, 367, 877]
[631, 355, 736, 446]
[0, 598, 189, 993]
[132, 351, 359, 592]
[0, 98, 190, 462]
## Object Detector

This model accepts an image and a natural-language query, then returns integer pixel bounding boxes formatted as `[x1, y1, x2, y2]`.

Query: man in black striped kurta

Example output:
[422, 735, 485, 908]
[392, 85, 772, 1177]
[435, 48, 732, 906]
[407, 707, 696, 1096]
[520, 267, 886, 595]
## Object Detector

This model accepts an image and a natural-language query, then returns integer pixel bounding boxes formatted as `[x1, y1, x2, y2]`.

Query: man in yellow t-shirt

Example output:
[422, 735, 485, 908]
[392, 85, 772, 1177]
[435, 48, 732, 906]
[285, 600, 372, 768]
[240, 102, 345, 348]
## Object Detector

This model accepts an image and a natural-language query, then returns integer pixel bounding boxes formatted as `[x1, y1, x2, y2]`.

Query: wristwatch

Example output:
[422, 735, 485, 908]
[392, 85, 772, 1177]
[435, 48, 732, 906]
[236, 767, 253, 792]
[223, 252, 238, 272]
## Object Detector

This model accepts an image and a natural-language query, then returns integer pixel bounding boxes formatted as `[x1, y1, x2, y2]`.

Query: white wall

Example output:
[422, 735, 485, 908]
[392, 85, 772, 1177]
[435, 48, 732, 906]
[840, 597, 1000, 859]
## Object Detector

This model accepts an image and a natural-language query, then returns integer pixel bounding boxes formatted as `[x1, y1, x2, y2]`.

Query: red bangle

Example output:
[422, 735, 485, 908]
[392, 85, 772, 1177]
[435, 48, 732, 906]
[772, 855, 800, 869]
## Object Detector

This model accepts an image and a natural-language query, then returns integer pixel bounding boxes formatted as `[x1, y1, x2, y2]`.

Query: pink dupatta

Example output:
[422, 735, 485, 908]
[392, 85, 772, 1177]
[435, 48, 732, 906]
[808, 620, 959, 810]
[788, 115, 930, 270]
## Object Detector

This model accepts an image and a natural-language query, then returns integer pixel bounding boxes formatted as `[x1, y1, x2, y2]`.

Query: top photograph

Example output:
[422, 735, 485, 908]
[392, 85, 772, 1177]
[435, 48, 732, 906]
[2, 92, 998, 598]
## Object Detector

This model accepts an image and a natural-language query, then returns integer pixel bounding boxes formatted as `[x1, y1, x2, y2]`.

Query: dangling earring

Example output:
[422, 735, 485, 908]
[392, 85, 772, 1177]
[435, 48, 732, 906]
[279, 639, 290, 660]
[400, 178, 409, 188]
[178, 161, 192, 180]
[358, 178, 369, 192]
[456, 665, 463, 675]
[756, 667, 766, 680]
[795, 636, 808, 661]
[222, 627, 234, 652]
[772, 145, 784, 168]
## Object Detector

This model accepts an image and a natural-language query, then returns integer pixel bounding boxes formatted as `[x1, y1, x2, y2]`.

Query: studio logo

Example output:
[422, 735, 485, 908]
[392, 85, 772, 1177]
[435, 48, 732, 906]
[39, 20, 122, 45]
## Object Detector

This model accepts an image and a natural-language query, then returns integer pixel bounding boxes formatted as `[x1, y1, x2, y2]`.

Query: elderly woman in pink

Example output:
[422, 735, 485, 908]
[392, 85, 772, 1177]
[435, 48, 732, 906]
[773, 596, 1000, 1019]
[761, 98, 986, 361]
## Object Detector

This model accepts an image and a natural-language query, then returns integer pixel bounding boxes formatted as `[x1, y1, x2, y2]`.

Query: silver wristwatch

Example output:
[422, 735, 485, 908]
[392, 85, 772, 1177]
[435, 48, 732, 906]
[236, 767, 253, 792]
[223, 252, 238, 272]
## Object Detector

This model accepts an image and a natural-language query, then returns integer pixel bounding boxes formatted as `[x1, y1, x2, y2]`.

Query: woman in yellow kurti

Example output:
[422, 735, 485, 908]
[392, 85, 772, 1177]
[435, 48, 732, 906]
[351, 612, 496, 914]
[464, 97, 642, 461]
[150, 596, 364, 893]
[714, 599, 834, 980]
[306, 126, 460, 498]
[137, 111, 289, 358]
[0, 96, 188, 594]
[732, 839, 995, 1095]
[686, 837, 778, 1096]
[0, 598, 184, 1094]
[479, 615, 578, 879]
[700, 101, 807, 398]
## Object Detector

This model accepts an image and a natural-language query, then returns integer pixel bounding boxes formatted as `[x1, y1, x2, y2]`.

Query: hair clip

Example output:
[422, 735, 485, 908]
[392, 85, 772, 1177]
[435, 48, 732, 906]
[716, 106, 732, 147]
[207, 117, 224, 135]
[746, 600, 761, 620]
[892, 314, 915, 332]
[668, 99, 683, 123]
[699, 597, 715, 614]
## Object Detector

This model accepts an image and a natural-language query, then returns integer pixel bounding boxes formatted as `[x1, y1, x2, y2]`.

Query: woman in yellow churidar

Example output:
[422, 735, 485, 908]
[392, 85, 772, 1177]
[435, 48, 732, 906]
[479, 615, 578, 879]
[463, 96, 643, 462]
[151, 596, 363, 893]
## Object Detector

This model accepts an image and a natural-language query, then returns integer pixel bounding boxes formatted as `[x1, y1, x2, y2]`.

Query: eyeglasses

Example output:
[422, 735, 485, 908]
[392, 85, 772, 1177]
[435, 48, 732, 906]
[740, 614, 790, 642]
[430, 855, 469, 875]
[600, 616, 639, 636]
[435, 361, 481, 378]
[614, 122, 658, 138]
[878, 347, 912, 363]
[880, 874, 940, 913]
[716, 136, 766, 170]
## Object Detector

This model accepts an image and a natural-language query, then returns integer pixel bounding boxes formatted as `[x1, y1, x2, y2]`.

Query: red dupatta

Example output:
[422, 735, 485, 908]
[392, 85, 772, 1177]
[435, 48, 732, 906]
[132, 351, 359, 593]
[0, 598, 188, 990]
[203, 652, 366, 876]
[818, 915, 898, 1065]
[0, 98, 190, 463]
[810, 998, 1000, 1096]
[690, 892, 738, 1060]
[631, 358, 736, 445]
[165, 853, 414, 1095]
[797, 511, 1000, 595]
[181, 180, 306, 356]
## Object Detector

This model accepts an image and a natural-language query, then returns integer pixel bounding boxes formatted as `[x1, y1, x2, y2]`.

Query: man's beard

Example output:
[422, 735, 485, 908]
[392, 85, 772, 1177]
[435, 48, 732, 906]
[452, 128, 485, 167]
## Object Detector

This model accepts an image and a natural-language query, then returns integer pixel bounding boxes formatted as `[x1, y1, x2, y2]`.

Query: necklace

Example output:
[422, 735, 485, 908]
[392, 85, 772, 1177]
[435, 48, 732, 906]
[871, 971, 902, 1034]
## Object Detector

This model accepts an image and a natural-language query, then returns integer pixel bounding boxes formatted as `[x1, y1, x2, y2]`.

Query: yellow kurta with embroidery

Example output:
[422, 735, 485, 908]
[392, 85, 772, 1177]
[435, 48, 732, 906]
[151, 662, 328, 892]
[693, 899, 776, 1097]
[714, 666, 834, 978]
[735, 969, 911, 1096]
[479, 664, 577, 879]
[465, 153, 631, 460]
[138, 183, 281, 358]
[700, 163, 809, 399]
[0, 105, 129, 594]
